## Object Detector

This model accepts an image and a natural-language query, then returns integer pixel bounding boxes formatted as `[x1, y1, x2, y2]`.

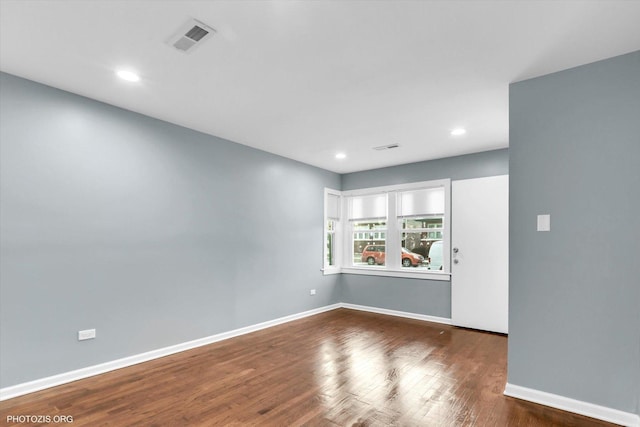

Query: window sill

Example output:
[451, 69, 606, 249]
[338, 267, 450, 281]
[321, 267, 341, 275]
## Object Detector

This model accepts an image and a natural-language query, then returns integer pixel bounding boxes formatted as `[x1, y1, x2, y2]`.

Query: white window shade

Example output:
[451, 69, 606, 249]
[397, 187, 444, 217]
[348, 194, 387, 221]
[326, 193, 341, 220]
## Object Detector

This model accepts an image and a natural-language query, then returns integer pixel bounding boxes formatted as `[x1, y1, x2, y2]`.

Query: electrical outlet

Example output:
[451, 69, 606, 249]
[310, 289, 316, 296]
[78, 329, 96, 341]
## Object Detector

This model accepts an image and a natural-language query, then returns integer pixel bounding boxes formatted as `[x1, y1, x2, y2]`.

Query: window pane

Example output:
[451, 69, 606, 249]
[353, 221, 386, 231]
[326, 232, 334, 266]
[401, 235, 444, 270]
[401, 216, 443, 270]
[400, 233, 428, 269]
[401, 217, 443, 230]
[352, 221, 386, 266]
[325, 220, 336, 267]
[426, 240, 444, 270]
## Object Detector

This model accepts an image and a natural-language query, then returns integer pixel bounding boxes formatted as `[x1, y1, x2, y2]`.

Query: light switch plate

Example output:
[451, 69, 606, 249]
[78, 329, 96, 341]
[537, 214, 551, 232]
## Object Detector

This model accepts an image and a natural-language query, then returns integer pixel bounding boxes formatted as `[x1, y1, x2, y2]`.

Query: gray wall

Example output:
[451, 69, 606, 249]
[341, 149, 508, 190]
[0, 73, 341, 388]
[509, 51, 640, 415]
[340, 149, 509, 318]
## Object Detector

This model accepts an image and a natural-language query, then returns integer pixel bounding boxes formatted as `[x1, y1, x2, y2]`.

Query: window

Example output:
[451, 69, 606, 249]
[326, 218, 336, 266]
[323, 180, 450, 280]
[323, 190, 341, 272]
[347, 193, 387, 267]
[397, 188, 444, 270]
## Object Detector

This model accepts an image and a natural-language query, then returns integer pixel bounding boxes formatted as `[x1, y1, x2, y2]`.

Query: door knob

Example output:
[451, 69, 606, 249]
[453, 247, 459, 253]
[454, 259, 459, 264]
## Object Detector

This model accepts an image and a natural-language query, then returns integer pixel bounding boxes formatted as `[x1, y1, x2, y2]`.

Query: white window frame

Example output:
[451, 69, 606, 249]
[322, 188, 342, 275]
[323, 179, 451, 281]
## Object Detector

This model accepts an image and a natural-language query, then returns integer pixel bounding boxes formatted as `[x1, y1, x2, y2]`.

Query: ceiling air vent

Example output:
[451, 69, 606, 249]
[167, 19, 216, 53]
[373, 143, 400, 151]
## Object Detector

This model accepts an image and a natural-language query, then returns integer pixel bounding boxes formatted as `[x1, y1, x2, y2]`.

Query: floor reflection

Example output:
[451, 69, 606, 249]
[311, 318, 493, 425]
[1, 309, 613, 426]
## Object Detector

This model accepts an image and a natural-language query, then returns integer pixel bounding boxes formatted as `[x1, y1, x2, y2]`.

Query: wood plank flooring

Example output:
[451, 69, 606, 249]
[0, 309, 617, 426]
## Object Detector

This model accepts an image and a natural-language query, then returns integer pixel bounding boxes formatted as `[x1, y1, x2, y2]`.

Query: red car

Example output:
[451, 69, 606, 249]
[361, 245, 424, 267]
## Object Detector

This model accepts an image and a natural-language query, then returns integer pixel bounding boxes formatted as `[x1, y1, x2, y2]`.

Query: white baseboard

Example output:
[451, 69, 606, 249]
[340, 303, 452, 325]
[7, 306, 638, 427]
[504, 383, 640, 427]
[8, 305, 638, 427]
[0, 303, 340, 401]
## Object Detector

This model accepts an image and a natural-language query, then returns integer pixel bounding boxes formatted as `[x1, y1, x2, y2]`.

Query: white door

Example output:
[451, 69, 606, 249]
[451, 175, 508, 334]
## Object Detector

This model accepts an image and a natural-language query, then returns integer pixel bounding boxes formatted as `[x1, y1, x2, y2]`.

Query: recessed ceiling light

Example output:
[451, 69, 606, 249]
[335, 153, 347, 160]
[116, 69, 140, 82]
[451, 128, 466, 136]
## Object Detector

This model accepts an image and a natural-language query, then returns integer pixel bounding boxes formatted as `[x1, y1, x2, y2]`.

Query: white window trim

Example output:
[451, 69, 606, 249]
[323, 179, 451, 281]
[322, 188, 342, 275]
[340, 267, 451, 281]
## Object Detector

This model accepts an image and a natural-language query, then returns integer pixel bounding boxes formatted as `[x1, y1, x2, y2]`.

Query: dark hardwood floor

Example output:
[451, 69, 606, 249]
[0, 309, 617, 426]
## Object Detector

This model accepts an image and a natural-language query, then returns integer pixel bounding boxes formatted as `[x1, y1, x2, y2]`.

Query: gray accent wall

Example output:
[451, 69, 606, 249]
[0, 72, 341, 388]
[341, 149, 508, 191]
[340, 149, 509, 318]
[509, 51, 640, 415]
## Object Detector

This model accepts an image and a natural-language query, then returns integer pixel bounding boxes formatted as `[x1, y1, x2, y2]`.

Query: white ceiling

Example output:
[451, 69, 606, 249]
[1, 1, 639, 174]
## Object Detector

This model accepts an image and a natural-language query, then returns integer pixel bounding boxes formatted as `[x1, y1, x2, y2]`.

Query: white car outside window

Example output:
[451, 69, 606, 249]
[428, 241, 444, 270]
